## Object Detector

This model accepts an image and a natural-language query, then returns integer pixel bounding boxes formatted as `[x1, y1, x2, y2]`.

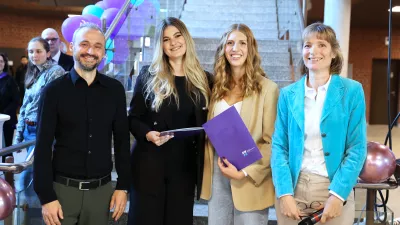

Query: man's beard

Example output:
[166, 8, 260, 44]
[75, 53, 100, 72]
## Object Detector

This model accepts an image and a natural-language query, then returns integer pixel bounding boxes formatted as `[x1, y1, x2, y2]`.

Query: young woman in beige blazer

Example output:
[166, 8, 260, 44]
[201, 24, 279, 225]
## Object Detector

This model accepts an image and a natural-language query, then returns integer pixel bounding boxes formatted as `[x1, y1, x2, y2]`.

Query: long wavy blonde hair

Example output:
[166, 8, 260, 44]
[145, 17, 210, 112]
[211, 24, 265, 102]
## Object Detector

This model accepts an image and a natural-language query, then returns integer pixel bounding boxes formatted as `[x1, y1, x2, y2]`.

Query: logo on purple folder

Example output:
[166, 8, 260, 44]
[242, 147, 256, 157]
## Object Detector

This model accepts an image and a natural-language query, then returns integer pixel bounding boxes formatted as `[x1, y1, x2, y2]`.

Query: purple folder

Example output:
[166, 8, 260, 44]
[202, 106, 262, 170]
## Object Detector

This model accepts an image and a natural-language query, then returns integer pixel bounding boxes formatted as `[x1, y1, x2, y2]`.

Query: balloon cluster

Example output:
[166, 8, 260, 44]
[61, 0, 159, 68]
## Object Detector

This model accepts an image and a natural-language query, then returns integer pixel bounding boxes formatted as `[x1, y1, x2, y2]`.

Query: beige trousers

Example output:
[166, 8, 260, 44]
[275, 172, 355, 225]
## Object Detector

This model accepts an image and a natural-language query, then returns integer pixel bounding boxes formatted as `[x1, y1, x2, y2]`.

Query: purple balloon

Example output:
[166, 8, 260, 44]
[0, 178, 16, 220]
[104, 0, 125, 9]
[62, 16, 85, 42]
[95, 1, 107, 10]
[82, 14, 102, 28]
[117, 0, 156, 40]
[62, 15, 104, 42]
[113, 36, 129, 64]
[98, 58, 106, 71]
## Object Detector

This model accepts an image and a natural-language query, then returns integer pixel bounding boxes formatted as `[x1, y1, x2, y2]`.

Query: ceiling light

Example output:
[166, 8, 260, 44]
[388, 6, 400, 12]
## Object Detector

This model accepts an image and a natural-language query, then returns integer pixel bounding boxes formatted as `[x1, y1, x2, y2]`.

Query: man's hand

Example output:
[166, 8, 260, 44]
[109, 190, 128, 221]
[217, 157, 245, 180]
[145, 131, 173, 146]
[279, 195, 301, 221]
[320, 195, 344, 223]
[42, 200, 63, 225]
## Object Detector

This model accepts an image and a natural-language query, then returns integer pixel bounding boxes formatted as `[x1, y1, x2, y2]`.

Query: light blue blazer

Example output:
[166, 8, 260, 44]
[271, 75, 367, 200]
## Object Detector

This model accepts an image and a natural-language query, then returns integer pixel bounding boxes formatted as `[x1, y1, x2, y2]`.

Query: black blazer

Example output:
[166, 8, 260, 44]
[58, 52, 74, 72]
[128, 65, 212, 199]
[0, 74, 19, 125]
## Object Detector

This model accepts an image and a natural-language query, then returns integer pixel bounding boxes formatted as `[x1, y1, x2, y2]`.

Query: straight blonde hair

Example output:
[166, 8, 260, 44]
[145, 17, 210, 112]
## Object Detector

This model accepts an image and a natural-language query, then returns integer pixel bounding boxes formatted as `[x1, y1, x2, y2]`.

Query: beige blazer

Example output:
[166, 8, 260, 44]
[200, 75, 279, 211]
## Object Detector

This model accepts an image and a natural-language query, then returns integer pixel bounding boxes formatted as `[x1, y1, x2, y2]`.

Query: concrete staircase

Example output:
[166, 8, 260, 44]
[180, 0, 301, 88]
[139, 0, 302, 88]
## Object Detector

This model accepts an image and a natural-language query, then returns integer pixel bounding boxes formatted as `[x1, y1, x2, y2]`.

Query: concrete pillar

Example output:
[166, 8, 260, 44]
[324, 0, 351, 77]
[0, 114, 10, 148]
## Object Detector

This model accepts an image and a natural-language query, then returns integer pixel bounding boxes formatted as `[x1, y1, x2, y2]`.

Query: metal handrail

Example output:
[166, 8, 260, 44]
[0, 140, 35, 157]
[105, 0, 133, 40]
[178, 0, 187, 19]
[0, 140, 35, 174]
[297, 0, 305, 31]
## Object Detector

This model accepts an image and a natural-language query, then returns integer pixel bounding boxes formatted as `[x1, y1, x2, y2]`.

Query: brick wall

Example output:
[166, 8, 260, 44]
[0, 12, 70, 52]
[349, 28, 400, 122]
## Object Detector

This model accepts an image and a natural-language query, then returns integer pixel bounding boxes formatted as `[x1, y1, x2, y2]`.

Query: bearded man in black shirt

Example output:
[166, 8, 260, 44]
[34, 23, 131, 225]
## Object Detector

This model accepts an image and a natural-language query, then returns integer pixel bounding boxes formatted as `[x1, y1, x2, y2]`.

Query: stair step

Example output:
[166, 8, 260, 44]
[143, 50, 290, 62]
[198, 52, 290, 65]
[183, 20, 278, 30]
[181, 11, 277, 22]
[187, 28, 279, 39]
[143, 39, 289, 53]
[185, 0, 276, 7]
[184, 5, 277, 13]
[199, 64, 292, 81]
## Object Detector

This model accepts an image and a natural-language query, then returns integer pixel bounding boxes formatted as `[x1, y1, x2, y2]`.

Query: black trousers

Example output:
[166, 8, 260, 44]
[2, 124, 14, 163]
[127, 176, 195, 225]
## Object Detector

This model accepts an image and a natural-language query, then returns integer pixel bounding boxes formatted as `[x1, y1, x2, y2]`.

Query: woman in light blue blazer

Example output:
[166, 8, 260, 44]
[271, 22, 367, 225]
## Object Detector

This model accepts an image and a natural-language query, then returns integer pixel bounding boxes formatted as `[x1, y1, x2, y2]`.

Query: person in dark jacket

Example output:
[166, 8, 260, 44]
[41, 28, 74, 71]
[127, 17, 212, 225]
[0, 53, 19, 162]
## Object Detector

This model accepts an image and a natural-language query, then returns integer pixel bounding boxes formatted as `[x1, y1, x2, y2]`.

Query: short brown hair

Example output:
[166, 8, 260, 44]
[300, 22, 343, 75]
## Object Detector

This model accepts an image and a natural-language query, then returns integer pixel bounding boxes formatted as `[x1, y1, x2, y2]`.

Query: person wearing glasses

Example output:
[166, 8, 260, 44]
[41, 28, 74, 71]
[271, 22, 367, 225]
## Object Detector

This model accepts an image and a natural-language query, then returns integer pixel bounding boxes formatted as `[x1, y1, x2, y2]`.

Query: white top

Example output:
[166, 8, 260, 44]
[301, 76, 331, 177]
[300, 76, 344, 201]
[52, 50, 61, 63]
[214, 99, 242, 117]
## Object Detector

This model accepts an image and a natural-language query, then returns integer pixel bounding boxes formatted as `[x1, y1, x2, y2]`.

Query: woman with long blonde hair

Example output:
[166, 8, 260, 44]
[201, 24, 279, 225]
[127, 17, 211, 225]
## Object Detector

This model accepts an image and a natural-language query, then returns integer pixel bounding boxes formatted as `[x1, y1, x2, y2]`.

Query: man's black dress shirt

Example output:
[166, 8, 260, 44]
[34, 68, 131, 205]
